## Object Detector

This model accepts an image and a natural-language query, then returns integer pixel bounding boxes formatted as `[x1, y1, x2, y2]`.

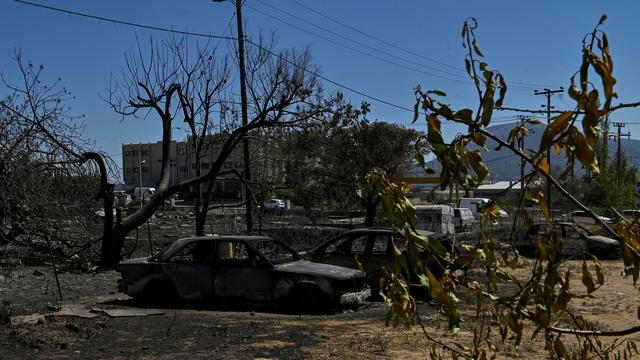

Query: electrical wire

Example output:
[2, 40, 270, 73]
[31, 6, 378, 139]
[285, 0, 562, 90]
[244, 2, 475, 87]
[13, 0, 432, 118]
[254, 0, 468, 80]
[14, 0, 538, 126]
[247, 1, 539, 91]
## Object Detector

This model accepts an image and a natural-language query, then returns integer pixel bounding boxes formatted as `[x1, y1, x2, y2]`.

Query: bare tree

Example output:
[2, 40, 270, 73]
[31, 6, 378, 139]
[0, 51, 115, 265]
[106, 34, 332, 267]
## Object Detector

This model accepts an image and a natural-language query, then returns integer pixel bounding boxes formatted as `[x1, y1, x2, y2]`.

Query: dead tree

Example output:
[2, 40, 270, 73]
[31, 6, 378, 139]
[106, 34, 331, 267]
[1, 51, 116, 266]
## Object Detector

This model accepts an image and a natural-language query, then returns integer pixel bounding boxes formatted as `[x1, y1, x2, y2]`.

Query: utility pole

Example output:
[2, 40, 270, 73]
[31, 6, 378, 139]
[516, 115, 529, 193]
[138, 144, 144, 208]
[213, 0, 254, 232]
[534, 87, 563, 215]
[610, 122, 631, 187]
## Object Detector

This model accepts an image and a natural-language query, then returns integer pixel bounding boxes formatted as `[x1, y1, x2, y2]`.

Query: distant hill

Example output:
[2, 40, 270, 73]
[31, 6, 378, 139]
[423, 122, 640, 181]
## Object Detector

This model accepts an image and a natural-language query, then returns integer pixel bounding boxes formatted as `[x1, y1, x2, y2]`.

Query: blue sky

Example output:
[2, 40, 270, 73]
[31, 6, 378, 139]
[2, 1, 640, 175]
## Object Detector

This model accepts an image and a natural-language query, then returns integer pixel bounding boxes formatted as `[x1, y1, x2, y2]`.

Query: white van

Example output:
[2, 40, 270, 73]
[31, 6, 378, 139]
[133, 187, 156, 200]
[458, 198, 508, 219]
[415, 204, 455, 235]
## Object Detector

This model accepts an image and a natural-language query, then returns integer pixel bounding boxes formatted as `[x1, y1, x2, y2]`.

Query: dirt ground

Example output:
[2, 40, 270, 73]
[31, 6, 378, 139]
[1, 210, 639, 359]
[0, 258, 639, 359]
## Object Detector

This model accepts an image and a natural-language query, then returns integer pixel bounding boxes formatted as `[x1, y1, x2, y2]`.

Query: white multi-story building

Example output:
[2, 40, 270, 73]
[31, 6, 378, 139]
[122, 136, 243, 195]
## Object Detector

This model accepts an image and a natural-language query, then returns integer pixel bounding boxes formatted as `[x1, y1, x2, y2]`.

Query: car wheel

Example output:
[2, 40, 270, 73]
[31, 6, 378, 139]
[290, 283, 325, 313]
[142, 280, 177, 306]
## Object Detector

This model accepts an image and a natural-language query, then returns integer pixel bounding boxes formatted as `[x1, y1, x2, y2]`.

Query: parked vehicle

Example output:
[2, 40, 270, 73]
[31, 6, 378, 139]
[458, 198, 489, 219]
[304, 227, 457, 297]
[514, 222, 619, 259]
[133, 187, 156, 200]
[618, 209, 640, 220]
[458, 197, 508, 219]
[415, 204, 455, 235]
[560, 210, 611, 224]
[117, 235, 369, 311]
[453, 208, 475, 230]
[263, 199, 286, 210]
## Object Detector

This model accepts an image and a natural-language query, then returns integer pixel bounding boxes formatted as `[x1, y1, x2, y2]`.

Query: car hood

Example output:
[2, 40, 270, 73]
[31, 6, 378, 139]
[116, 257, 152, 271]
[588, 236, 619, 246]
[274, 260, 363, 280]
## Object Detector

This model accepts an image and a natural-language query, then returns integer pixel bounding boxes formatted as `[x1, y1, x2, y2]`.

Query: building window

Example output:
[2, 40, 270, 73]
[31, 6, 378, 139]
[142, 150, 149, 156]
[202, 162, 210, 169]
[179, 166, 186, 172]
[142, 167, 149, 173]
[125, 151, 131, 156]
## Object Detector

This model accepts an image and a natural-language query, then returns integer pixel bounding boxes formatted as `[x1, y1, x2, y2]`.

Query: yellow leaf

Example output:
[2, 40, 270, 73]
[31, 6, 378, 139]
[538, 159, 550, 175]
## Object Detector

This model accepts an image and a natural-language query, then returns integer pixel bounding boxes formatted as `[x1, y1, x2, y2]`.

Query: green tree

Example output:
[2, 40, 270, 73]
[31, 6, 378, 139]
[583, 151, 637, 210]
[288, 105, 419, 226]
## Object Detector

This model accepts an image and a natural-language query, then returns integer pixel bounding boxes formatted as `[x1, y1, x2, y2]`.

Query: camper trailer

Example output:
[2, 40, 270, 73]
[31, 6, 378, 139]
[415, 204, 455, 235]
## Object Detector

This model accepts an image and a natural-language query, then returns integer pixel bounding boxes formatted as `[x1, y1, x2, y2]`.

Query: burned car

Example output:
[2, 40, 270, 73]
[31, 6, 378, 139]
[304, 227, 457, 296]
[117, 235, 369, 311]
[514, 222, 620, 259]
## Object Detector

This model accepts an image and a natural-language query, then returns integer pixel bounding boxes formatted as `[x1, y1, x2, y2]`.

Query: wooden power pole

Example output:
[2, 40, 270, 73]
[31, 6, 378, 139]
[213, 0, 254, 232]
[610, 122, 631, 187]
[534, 87, 563, 215]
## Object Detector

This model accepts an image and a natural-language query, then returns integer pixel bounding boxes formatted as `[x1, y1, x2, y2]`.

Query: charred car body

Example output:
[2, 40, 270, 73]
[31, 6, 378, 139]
[117, 235, 369, 311]
[515, 222, 620, 259]
[304, 227, 457, 296]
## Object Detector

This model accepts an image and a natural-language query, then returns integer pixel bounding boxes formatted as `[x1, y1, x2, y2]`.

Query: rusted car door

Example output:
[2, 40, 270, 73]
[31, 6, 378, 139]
[213, 240, 272, 302]
[163, 240, 215, 299]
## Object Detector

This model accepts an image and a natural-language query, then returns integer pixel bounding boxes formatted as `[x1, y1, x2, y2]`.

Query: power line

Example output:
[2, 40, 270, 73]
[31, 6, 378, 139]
[15, 0, 529, 126]
[286, 0, 466, 74]
[14, 0, 426, 119]
[255, 0, 469, 80]
[244, 2, 475, 87]
[285, 0, 561, 90]
[14, 0, 237, 42]
[248, 1, 538, 91]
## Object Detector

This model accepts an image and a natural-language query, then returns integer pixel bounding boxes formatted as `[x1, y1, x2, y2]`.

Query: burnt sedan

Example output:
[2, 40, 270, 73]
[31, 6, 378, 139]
[514, 222, 620, 259]
[117, 235, 369, 311]
[304, 227, 457, 297]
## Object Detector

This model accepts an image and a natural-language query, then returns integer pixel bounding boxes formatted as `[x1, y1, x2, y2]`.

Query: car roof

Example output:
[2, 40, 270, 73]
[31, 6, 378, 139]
[154, 235, 278, 261]
[175, 235, 273, 245]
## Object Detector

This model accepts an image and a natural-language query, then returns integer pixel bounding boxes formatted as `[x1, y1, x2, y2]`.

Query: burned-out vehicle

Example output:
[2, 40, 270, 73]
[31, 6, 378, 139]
[117, 235, 369, 311]
[304, 227, 457, 296]
[514, 222, 620, 259]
